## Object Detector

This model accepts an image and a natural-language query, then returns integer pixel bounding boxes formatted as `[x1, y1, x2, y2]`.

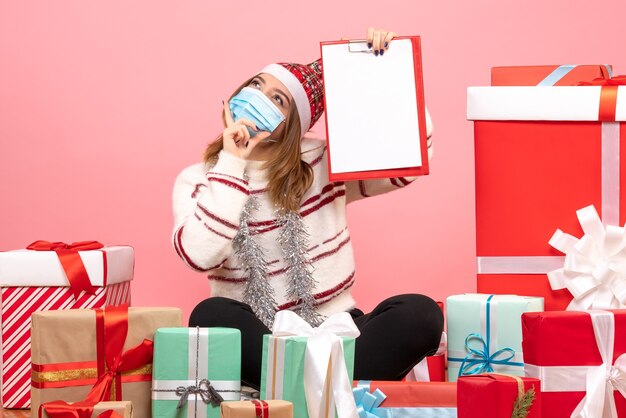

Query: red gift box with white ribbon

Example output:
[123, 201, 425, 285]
[522, 309, 626, 417]
[468, 67, 626, 310]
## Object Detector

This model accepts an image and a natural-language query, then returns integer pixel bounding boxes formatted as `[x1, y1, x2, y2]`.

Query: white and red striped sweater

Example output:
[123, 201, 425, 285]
[172, 132, 432, 317]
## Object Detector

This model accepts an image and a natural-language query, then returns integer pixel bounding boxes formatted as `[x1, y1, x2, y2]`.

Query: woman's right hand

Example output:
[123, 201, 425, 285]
[222, 99, 271, 159]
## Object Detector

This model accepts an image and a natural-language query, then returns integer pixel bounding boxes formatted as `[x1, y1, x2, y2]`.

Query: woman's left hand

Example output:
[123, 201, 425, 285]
[366, 27, 397, 56]
[342, 27, 397, 56]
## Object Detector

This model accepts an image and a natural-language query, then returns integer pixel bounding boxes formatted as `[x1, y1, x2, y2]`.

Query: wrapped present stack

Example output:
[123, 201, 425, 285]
[468, 64, 625, 310]
[455, 63, 626, 417]
[0, 241, 134, 409]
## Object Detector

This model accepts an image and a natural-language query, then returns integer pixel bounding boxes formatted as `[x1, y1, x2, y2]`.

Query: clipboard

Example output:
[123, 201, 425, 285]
[319, 35, 429, 181]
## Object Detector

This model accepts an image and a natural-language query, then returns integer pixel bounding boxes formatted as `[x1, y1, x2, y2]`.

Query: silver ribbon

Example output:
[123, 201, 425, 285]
[175, 378, 223, 409]
[536, 64, 613, 86]
[537, 64, 577, 86]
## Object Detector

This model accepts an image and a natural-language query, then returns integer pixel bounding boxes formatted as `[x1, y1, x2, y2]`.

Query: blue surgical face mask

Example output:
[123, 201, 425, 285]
[229, 86, 286, 140]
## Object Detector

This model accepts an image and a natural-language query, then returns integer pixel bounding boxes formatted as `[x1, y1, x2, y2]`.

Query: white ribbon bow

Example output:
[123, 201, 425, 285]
[571, 311, 626, 418]
[272, 310, 361, 418]
[548, 205, 626, 310]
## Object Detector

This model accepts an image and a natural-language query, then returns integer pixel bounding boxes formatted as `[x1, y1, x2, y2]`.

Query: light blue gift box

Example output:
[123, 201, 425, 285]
[446, 294, 543, 382]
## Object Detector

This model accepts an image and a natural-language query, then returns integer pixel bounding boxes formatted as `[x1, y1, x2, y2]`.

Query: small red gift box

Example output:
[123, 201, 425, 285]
[491, 64, 612, 86]
[469, 66, 626, 310]
[522, 310, 626, 417]
[405, 353, 446, 382]
[457, 374, 541, 418]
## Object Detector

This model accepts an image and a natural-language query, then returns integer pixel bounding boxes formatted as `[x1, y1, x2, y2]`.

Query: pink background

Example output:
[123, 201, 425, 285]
[1, 1, 625, 322]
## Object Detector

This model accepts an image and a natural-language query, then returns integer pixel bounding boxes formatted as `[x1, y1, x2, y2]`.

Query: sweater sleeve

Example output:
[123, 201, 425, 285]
[345, 108, 433, 205]
[171, 150, 250, 272]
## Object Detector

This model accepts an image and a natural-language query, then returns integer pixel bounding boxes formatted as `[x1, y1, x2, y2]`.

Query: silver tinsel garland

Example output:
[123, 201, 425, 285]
[233, 192, 278, 329]
[275, 209, 323, 326]
[232, 171, 323, 329]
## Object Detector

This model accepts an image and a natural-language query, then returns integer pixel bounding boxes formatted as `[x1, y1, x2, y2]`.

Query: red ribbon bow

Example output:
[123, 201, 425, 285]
[252, 400, 270, 418]
[40, 401, 123, 418]
[26, 240, 105, 299]
[577, 75, 626, 121]
[83, 304, 154, 404]
[577, 75, 626, 86]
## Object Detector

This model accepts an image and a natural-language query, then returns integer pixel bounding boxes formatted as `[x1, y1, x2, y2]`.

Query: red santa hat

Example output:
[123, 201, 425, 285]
[256, 58, 324, 138]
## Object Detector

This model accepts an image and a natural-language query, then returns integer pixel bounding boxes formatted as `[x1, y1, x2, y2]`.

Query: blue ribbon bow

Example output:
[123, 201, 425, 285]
[453, 295, 524, 378]
[457, 332, 521, 376]
[353, 387, 386, 418]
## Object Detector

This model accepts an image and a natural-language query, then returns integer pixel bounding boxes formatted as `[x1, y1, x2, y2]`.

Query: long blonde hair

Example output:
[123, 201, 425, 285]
[203, 74, 314, 214]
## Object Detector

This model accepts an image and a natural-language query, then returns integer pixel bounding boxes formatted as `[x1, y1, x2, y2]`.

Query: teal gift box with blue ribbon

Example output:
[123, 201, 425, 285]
[152, 327, 242, 418]
[446, 294, 543, 382]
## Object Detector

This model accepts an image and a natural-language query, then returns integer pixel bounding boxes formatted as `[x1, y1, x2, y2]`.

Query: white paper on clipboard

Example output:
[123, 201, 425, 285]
[321, 38, 423, 174]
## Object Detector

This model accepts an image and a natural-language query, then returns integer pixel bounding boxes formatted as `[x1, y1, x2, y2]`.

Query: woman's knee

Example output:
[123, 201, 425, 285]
[188, 296, 252, 327]
[381, 293, 442, 317]
[386, 294, 444, 341]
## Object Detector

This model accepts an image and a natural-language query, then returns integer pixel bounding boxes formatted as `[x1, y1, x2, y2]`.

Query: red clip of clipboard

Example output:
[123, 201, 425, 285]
[318, 35, 429, 182]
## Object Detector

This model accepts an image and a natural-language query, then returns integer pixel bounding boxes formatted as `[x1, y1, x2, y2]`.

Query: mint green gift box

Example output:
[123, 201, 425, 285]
[152, 327, 241, 418]
[446, 294, 543, 382]
[260, 334, 355, 418]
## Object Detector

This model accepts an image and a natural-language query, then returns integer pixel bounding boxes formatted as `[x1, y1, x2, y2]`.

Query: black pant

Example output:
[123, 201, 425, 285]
[189, 294, 443, 389]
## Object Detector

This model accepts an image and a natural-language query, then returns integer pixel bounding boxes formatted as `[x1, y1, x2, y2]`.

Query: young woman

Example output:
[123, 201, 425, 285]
[172, 27, 442, 390]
